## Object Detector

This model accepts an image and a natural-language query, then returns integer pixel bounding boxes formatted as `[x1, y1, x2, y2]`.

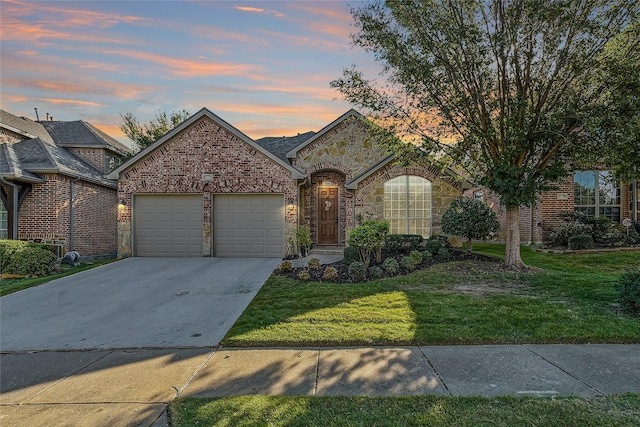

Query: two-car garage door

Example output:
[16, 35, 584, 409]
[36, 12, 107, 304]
[134, 194, 284, 257]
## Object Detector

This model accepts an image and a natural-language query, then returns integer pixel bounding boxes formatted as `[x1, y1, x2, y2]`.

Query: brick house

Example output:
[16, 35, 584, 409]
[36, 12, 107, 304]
[0, 110, 130, 256]
[465, 172, 639, 244]
[108, 108, 468, 258]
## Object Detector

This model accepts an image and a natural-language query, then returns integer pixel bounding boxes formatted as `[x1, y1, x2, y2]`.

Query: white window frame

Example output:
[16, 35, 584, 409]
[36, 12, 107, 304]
[384, 175, 432, 237]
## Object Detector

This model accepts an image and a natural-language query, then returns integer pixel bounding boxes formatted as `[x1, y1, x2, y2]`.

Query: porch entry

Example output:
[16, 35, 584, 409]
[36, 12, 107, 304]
[317, 187, 339, 245]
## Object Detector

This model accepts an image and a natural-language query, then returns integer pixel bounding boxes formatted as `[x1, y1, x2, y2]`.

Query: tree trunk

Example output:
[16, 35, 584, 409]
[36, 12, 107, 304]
[505, 207, 527, 269]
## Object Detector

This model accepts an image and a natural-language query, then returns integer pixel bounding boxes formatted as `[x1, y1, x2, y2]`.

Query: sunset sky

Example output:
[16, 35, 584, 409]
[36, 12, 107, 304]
[0, 0, 377, 146]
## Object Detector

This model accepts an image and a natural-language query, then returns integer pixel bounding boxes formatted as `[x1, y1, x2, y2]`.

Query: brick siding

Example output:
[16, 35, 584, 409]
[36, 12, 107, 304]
[117, 116, 298, 257]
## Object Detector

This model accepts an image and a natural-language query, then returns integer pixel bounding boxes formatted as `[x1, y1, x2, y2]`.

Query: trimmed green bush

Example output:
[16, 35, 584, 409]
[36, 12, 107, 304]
[367, 265, 383, 279]
[321, 266, 339, 281]
[421, 250, 433, 261]
[409, 250, 423, 265]
[550, 222, 592, 246]
[384, 234, 423, 252]
[382, 258, 399, 274]
[3, 244, 57, 276]
[585, 217, 611, 242]
[437, 247, 451, 259]
[348, 261, 367, 282]
[400, 256, 417, 271]
[297, 270, 311, 281]
[279, 260, 293, 272]
[568, 234, 595, 250]
[616, 271, 640, 315]
[343, 246, 359, 265]
[308, 257, 321, 270]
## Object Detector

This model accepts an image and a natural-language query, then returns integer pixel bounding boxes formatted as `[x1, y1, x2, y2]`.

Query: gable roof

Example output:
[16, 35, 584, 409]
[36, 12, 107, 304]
[0, 143, 46, 183]
[41, 120, 131, 155]
[255, 131, 315, 163]
[108, 107, 305, 180]
[286, 109, 364, 159]
[0, 109, 54, 144]
[7, 138, 117, 188]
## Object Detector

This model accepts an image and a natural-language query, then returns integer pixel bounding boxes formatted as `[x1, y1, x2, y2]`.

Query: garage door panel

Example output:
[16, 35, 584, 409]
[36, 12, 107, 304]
[134, 195, 204, 257]
[214, 194, 284, 258]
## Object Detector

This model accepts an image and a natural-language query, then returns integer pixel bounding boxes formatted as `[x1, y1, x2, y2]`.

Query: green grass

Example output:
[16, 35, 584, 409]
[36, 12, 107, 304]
[170, 394, 640, 426]
[0, 259, 116, 296]
[222, 244, 640, 346]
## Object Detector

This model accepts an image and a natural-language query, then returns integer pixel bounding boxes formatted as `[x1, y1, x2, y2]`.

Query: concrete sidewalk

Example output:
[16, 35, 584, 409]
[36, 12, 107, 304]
[1, 344, 639, 426]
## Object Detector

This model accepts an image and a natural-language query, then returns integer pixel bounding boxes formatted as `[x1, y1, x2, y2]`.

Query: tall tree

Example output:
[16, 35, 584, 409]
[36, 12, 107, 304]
[331, 0, 638, 268]
[119, 109, 191, 154]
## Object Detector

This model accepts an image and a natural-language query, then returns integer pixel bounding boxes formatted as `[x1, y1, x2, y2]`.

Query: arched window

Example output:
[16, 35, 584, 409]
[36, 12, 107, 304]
[384, 175, 432, 237]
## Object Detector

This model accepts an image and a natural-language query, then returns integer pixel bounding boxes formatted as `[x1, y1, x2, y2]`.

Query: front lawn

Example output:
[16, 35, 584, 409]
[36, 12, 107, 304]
[0, 259, 115, 296]
[222, 244, 640, 346]
[170, 394, 640, 427]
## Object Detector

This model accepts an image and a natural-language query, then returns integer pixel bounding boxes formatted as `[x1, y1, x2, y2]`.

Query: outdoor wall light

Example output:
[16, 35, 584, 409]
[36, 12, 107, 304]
[119, 199, 126, 206]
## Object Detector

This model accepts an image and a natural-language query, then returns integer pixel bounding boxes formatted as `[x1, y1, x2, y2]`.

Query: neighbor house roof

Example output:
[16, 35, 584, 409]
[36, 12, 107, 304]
[108, 107, 305, 180]
[286, 109, 364, 159]
[8, 138, 117, 188]
[41, 120, 131, 155]
[0, 110, 54, 144]
[0, 143, 46, 183]
[255, 131, 316, 163]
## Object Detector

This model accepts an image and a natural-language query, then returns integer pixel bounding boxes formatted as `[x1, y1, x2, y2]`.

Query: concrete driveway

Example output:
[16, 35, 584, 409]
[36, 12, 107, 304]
[0, 257, 280, 351]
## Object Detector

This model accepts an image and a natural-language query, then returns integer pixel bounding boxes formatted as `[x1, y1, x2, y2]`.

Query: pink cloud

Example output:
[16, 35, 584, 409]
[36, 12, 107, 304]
[38, 98, 104, 107]
[99, 48, 266, 79]
[235, 5, 285, 18]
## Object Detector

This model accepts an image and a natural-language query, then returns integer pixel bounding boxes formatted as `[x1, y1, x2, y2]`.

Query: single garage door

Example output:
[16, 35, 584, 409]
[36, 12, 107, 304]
[214, 194, 284, 257]
[134, 194, 203, 257]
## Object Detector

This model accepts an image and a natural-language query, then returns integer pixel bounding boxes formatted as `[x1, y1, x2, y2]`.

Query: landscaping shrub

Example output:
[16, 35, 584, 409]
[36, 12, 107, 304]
[347, 220, 389, 266]
[288, 226, 312, 258]
[401, 256, 417, 272]
[550, 222, 592, 247]
[297, 270, 311, 281]
[348, 261, 367, 282]
[384, 234, 423, 252]
[568, 234, 595, 250]
[437, 247, 451, 259]
[308, 257, 321, 270]
[424, 235, 452, 256]
[441, 197, 500, 252]
[625, 228, 640, 245]
[367, 265, 383, 279]
[279, 260, 293, 273]
[321, 266, 339, 281]
[409, 250, 423, 265]
[2, 245, 57, 276]
[382, 258, 399, 274]
[616, 271, 640, 315]
[343, 246, 359, 265]
[421, 250, 433, 261]
[585, 217, 611, 242]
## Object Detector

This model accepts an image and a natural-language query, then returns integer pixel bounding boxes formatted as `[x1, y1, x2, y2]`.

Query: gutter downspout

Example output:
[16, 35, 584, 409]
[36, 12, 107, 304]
[297, 178, 307, 227]
[1, 177, 19, 240]
[69, 177, 81, 251]
[634, 180, 638, 222]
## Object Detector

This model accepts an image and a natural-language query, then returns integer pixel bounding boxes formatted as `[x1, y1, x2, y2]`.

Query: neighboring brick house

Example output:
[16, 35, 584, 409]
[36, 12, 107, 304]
[108, 108, 468, 258]
[0, 110, 130, 256]
[465, 172, 639, 244]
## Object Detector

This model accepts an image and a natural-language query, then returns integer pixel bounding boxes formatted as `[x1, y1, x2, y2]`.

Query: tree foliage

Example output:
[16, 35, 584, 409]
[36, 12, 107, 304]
[331, 0, 638, 267]
[442, 197, 500, 252]
[119, 109, 191, 153]
[347, 220, 389, 267]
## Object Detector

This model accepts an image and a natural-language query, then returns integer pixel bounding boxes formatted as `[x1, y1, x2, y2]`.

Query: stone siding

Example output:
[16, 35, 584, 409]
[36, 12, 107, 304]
[117, 116, 298, 257]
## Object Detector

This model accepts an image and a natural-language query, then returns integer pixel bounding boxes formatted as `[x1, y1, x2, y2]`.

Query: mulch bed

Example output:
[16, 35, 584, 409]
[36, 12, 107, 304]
[276, 248, 502, 284]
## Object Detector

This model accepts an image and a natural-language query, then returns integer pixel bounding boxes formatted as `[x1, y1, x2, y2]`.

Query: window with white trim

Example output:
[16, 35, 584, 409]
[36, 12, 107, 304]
[384, 175, 432, 237]
[0, 202, 7, 239]
[574, 171, 621, 223]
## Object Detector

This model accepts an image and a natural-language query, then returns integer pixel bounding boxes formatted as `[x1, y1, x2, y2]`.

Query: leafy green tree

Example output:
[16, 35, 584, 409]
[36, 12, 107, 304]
[119, 109, 191, 154]
[331, 0, 638, 268]
[442, 197, 500, 253]
[347, 220, 389, 267]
